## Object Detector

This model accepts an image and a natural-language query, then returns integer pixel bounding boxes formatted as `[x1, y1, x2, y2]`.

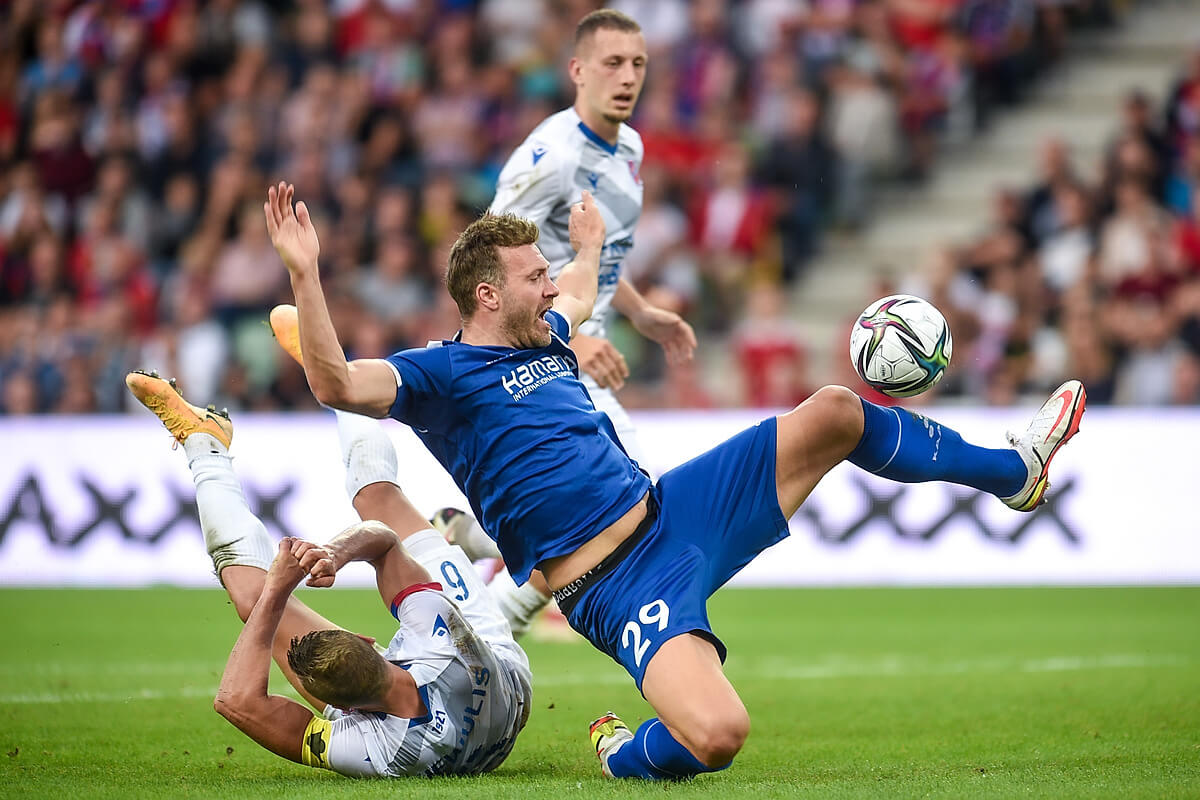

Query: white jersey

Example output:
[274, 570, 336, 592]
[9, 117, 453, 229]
[301, 586, 532, 778]
[491, 107, 644, 340]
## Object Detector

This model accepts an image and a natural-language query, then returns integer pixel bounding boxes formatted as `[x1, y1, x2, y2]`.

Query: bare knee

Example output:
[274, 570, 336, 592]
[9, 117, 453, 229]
[687, 708, 750, 768]
[810, 384, 863, 432]
[797, 385, 863, 446]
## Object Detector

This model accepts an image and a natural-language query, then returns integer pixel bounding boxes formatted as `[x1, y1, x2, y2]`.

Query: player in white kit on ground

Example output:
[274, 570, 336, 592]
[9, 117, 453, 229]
[125, 370, 531, 778]
[435, 9, 697, 635]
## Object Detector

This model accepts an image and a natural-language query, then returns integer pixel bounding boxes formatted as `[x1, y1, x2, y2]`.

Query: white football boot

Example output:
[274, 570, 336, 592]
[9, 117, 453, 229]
[1000, 379, 1087, 512]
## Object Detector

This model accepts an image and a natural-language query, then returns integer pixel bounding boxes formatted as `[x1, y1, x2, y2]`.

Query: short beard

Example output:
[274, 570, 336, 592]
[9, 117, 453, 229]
[501, 307, 550, 349]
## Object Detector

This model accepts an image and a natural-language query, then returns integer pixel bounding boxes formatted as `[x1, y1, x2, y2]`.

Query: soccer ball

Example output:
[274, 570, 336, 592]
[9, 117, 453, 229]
[849, 294, 953, 398]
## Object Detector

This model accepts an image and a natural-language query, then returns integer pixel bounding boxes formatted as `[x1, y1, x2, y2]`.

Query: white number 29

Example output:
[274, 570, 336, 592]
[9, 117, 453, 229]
[620, 599, 670, 668]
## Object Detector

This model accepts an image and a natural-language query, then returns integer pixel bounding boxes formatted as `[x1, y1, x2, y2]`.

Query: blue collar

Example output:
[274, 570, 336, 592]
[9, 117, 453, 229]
[577, 121, 618, 155]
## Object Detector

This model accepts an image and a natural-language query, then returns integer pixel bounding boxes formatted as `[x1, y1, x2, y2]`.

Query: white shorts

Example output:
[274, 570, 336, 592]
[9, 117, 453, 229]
[581, 373, 650, 472]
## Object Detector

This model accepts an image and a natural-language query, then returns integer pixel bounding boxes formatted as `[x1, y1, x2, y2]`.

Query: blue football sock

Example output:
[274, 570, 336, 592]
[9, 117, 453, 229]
[605, 718, 728, 780]
[847, 398, 1026, 497]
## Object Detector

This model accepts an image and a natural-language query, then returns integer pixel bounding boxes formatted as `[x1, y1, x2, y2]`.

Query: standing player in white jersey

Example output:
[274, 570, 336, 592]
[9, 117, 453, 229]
[491, 8, 695, 461]
[434, 9, 697, 635]
[124, 370, 531, 779]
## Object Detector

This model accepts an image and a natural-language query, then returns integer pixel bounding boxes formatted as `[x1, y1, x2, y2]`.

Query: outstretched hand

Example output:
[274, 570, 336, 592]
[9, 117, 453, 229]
[631, 306, 697, 365]
[264, 182, 320, 275]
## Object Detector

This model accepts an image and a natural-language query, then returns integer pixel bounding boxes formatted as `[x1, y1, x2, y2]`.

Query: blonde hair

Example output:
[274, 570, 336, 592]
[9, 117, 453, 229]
[287, 630, 389, 708]
[446, 213, 539, 317]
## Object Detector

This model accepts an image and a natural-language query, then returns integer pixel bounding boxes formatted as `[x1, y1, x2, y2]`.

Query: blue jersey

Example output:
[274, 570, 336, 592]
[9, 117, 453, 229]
[385, 311, 652, 583]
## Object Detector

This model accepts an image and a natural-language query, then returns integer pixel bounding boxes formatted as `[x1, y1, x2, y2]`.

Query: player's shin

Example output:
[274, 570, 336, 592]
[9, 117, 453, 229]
[184, 434, 275, 575]
[847, 397, 1025, 497]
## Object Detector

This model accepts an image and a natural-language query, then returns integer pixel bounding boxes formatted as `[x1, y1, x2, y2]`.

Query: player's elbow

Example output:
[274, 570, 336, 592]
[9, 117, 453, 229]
[311, 379, 378, 418]
[213, 689, 254, 729]
[213, 692, 240, 725]
[309, 377, 352, 410]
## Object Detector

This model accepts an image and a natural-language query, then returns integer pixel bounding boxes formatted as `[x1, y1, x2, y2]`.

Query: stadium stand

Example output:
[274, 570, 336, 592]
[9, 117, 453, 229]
[0, 0, 1178, 415]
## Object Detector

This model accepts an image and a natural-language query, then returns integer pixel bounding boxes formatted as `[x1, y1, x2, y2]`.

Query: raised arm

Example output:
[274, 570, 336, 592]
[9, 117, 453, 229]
[291, 521, 433, 612]
[264, 182, 398, 417]
[551, 190, 606, 337]
[213, 539, 319, 764]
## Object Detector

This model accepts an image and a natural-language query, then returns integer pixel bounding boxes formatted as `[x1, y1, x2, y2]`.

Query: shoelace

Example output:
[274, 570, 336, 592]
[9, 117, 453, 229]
[142, 392, 191, 442]
[145, 391, 225, 450]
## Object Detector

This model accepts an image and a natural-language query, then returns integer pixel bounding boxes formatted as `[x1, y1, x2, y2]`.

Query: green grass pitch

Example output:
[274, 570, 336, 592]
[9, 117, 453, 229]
[1, 587, 1197, 799]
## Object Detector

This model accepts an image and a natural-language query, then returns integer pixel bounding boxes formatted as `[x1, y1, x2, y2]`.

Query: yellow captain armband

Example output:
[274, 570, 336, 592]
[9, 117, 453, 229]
[301, 715, 333, 770]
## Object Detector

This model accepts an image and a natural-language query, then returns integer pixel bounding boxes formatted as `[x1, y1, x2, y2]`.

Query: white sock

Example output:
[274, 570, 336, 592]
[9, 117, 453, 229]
[434, 508, 502, 561]
[488, 568, 551, 639]
[335, 410, 399, 501]
[184, 433, 275, 576]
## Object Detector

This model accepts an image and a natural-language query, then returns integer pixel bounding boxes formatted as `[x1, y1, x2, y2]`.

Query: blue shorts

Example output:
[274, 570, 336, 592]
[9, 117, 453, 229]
[562, 418, 790, 690]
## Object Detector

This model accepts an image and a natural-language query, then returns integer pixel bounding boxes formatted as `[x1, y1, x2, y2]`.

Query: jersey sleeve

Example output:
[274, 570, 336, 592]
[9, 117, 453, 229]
[385, 346, 452, 427]
[302, 712, 392, 777]
[489, 138, 567, 229]
[545, 309, 570, 342]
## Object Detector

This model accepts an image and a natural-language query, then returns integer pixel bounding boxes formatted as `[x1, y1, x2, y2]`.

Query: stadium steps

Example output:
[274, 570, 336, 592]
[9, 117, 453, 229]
[770, 0, 1200, 391]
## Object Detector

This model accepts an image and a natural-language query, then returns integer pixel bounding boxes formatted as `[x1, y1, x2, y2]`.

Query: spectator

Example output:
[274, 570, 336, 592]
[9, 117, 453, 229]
[623, 165, 699, 308]
[692, 140, 774, 326]
[958, 0, 1035, 129]
[210, 204, 287, 325]
[1, 368, 38, 414]
[1098, 178, 1170, 287]
[1110, 89, 1171, 196]
[1022, 136, 1081, 246]
[826, 55, 900, 227]
[0, 0, 1168, 414]
[758, 86, 836, 280]
[1165, 133, 1200, 217]
[21, 18, 83, 103]
[353, 232, 432, 346]
[1164, 46, 1200, 156]
[1174, 186, 1200, 272]
[77, 155, 152, 252]
[1038, 183, 1094, 292]
[732, 282, 812, 408]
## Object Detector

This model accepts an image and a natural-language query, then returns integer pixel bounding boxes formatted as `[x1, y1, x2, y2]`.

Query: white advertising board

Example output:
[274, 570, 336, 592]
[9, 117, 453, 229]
[0, 407, 1195, 586]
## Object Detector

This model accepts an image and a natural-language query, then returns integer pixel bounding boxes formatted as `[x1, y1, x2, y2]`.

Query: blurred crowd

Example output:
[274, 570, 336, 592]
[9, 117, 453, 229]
[0, 0, 1132, 414]
[920, 52, 1200, 406]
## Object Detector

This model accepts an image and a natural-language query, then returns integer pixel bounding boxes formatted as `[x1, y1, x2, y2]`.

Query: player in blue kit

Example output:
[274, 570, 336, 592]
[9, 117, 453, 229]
[264, 181, 1086, 780]
[440, 8, 696, 638]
